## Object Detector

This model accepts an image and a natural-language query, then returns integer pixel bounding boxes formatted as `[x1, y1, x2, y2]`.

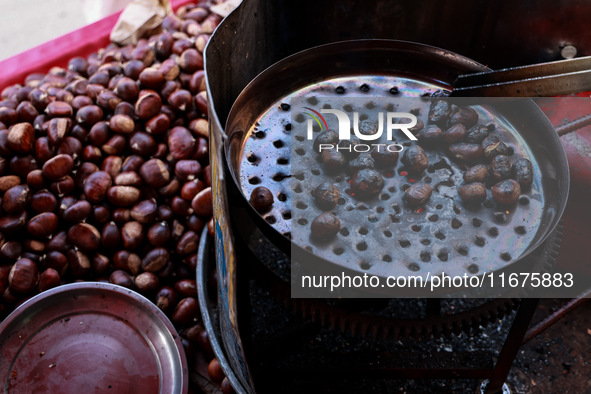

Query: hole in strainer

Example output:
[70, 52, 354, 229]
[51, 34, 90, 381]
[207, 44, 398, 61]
[247, 154, 257, 163]
[277, 193, 287, 202]
[483, 200, 495, 209]
[293, 184, 303, 193]
[356, 242, 368, 251]
[360, 261, 371, 270]
[411, 225, 422, 232]
[380, 193, 390, 201]
[282, 211, 291, 220]
[248, 177, 261, 185]
[515, 226, 526, 235]
[296, 201, 308, 210]
[265, 216, 276, 224]
[467, 264, 479, 274]
[428, 214, 439, 222]
[294, 173, 305, 180]
[435, 231, 446, 240]
[333, 247, 344, 255]
[383, 255, 392, 262]
[518, 196, 530, 205]
[457, 245, 469, 256]
[277, 158, 289, 165]
[472, 218, 483, 227]
[358, 227, 369, 235]
[272, 173, 290, 182]
[337, 198, 346, 205]
[500, 252, 511, 261]
[435, 204, 443, 210]
[420, 239, 431, 245]
[376, 207, 384, 213]
[273, 140, 285, 148]
[408, 263, 420, 272]
[254, 131, 266, 139]
[383, 230, 392, 238]
[295, 148, 305, 156]
[437, 249, 449, 261]
[474, 236, 486, 247]
[340, 228, 350, 236]
[297, 218, 308, 225]
[451, 218, 462, 229]
[311, 169, 321, 175]
[399, 239, 411, 248]
[488, 227, 499, 237]
[420, 251, 431, 262]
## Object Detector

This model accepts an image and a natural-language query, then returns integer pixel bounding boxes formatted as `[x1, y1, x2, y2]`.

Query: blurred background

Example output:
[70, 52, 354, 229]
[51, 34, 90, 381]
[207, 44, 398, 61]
[0, 0, 132, 61]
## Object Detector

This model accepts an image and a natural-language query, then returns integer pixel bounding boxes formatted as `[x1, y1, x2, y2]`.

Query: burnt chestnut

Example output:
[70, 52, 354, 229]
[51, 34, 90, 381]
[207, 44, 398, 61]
[448, 106, 478, 128]
[313, 130, 338, 151]
[401, 145, 428, 173]
[459, 182, 487, 204]
[442, 123, 466, 143]
[337, 137, 362, 160]
[448, 143, 483, 162]
[464, 125, 489, 144]
[416, 124, 442, 143]
[492, 179, 521, 205]
[313, 183, 340, 210]
[490, 155, 511, 182]
[348, 156, 375, 172]
[428, 100, 451, 125]
[321, 150, 346, 172]
[464, 164, 489, 183]
[512, 158, 534, 188]
[310, 213, 341, 239]
[483, 137, 509, 160]
[370, 146, 399, 167]
[404, 182, 433, 207]
[249, 186, 273, 213]
[350, 168, 384, 198]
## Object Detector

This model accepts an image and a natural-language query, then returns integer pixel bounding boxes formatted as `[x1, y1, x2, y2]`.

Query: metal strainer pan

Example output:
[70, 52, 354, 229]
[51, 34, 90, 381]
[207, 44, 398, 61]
[224, 40, 569, 292]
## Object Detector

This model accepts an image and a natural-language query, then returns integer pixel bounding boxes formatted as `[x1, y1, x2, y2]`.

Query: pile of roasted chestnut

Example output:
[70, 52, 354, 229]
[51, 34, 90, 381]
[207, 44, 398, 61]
[0, 2, 233, 392]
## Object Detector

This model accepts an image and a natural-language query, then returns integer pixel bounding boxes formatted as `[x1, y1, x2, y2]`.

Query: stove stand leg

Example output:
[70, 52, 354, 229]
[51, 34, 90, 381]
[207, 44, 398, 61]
[483, 298, 539, 394]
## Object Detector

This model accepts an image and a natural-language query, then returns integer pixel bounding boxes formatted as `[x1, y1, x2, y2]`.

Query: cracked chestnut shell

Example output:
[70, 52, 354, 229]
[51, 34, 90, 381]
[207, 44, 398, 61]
[490, 155, 511, 182]
[350, 168, 384, 198]
[464, 164, 489, 183]
[401, 145, 428, 173]
[312, 182, 340, 210]
[448, 106, 478, 128]
[313, 129, 338, 152]
[512, 158, 534, 188]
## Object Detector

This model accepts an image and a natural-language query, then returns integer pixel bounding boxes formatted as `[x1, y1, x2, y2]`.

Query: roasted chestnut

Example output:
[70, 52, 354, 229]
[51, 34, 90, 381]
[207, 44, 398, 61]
[401, 145, 428, 173]
[310, 213, 340, 239]
[459, 182, 487, 204]
[490, 155, 511, 182]
[511, 158, 534, 188]
[492, 179, 521, 205]
[349, 168, 384, 198]
[404, 182, 433, 206]
[312, 183, 340, 210]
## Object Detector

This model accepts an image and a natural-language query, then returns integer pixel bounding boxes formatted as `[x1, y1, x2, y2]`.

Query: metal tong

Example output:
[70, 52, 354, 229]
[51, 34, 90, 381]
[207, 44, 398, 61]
[451, 56, 591, 97]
